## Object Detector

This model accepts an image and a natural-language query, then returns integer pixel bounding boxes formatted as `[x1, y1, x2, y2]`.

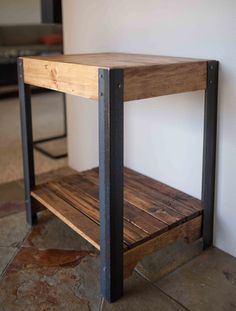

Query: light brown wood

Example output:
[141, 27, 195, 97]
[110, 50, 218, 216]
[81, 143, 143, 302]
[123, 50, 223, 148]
[23, 58, 99, 100]
[32, 186, 101, 250]
[123, 215, 202, 278]
[22, 53, 207, 101]
[22, 53, 207, 69]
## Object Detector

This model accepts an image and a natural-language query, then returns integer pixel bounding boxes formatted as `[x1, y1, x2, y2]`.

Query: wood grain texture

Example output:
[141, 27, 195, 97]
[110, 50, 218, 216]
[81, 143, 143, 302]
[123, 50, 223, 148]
[32, 186, 101, 250]
[22, 53, 207, 68]
[48, 180, 150, 248]
[52, 174, 167, 241]
[23, 58, 98, 99]
[124, 168, 203, 212]
[124, 62, 207, 101]
[21, 53, 207, 100]
[123, 215, 202, 278]
[84, 168, 201, 224]
[31, 167, 203, 252]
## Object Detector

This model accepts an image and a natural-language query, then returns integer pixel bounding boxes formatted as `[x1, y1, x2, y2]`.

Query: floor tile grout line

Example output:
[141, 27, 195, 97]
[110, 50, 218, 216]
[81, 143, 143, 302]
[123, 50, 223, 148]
[0, 220, 32, 274]
[152, 282, 190, 311]
[0, 247, 19, 280]
[0, 214, 31, 280]
[19, 224, 34, 248]
[135, 269, 190, 311]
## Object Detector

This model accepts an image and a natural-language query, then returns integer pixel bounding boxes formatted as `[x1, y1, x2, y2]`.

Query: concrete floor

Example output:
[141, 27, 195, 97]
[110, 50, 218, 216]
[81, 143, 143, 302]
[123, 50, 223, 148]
[0, 169, 236, 311]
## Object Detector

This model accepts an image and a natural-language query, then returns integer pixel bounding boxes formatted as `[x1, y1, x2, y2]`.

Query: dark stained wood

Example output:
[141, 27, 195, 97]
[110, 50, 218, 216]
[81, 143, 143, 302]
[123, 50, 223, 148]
[124, 62, 207, 101]
[123, 201, 167, 236]
[74, 170, 180, 227]
[124, 180, 199, 219]
[83, 168, 199, 226]
[124, 215, 202, 278]
[51, 175, 167, 238]
[48, 179, 151, 248]
[31, 167, 203, 252]
[32, 186, 101, 250]
[124, 168, 203, 212]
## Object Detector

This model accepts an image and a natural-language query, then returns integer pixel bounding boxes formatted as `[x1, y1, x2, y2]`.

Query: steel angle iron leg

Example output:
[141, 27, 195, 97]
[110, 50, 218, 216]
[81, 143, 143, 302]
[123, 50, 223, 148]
[202, 61, 219, 249]
[99, 68, 124, 302]
[17, 59, 37, 226]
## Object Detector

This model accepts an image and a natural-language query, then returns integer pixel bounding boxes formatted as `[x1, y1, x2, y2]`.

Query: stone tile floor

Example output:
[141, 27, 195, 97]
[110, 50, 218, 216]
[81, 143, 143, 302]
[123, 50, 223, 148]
[0, 169, 236, 310]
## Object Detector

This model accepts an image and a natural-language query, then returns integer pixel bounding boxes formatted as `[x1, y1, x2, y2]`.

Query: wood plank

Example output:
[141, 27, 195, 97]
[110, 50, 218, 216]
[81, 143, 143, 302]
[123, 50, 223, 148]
[124, 168, 203, 212]
[124, 62, 207, 101]
[123, 215, 202, 278]
[126, 186, 184, 225]
[23, 53, 207, 69]
[22, 53, 207, 100]
[83, 168, 202, 214]
[124, 178, 199, 218]
[49, 182, 99, 223]
[48, 180, 150, 248]
[84, 169, 186, 226]
[23, 58, 99, 99]
[123, 201, 167, 236]
[31, 187, 101, 250]
[72, 171, 171, 233]
[124, 175, 198, 213]
[66, 175, 168, 236]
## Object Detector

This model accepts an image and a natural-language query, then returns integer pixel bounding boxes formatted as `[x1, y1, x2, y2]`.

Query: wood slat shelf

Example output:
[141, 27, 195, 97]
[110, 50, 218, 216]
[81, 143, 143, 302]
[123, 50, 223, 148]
[31, 167, 203, 252]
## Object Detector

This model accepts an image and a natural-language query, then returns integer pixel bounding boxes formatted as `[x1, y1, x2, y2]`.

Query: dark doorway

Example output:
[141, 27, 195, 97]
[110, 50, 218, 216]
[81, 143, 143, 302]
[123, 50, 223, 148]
[41, 0, 62, 24]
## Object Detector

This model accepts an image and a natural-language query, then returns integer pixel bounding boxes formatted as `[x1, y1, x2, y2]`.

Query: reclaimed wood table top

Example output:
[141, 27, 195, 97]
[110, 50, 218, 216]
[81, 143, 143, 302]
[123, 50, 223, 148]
[20, 52, 208, 101]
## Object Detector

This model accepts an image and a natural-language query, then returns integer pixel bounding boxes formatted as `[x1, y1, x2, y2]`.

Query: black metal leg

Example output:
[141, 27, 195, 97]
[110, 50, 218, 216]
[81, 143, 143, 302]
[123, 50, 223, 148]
[17, 59, 37, 226]
[99, 68, 124, 302]
[63, 93, 68, 136]
[202, 61, 219, 249]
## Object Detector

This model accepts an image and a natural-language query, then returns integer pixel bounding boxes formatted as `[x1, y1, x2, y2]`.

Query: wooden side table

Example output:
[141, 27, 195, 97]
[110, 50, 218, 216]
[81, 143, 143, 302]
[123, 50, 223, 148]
[18, 53, 218, 303]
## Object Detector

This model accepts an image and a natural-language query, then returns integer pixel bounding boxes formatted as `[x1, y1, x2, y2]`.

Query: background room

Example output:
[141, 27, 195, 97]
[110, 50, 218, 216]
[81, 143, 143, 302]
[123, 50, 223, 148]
[0, 0, 67, 188]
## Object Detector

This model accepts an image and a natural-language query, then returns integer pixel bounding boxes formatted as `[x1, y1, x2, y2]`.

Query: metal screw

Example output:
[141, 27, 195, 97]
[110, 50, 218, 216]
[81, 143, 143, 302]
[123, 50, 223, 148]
[100, 74, 103, 79]
[209, 80, 213, 84]
[210, 65, 214, 70]
[118, 83, 122, 89]
[100, 92, 104, 96]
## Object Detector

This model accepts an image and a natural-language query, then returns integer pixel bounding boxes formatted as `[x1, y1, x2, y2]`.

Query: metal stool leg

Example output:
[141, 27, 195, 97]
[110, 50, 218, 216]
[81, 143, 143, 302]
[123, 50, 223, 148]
[202, 61, 219, 249]
[33, 92, 68, 159]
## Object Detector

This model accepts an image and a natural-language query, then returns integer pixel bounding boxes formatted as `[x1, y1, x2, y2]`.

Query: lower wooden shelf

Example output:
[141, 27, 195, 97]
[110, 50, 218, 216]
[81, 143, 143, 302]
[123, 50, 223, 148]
[31, 167, 203, 255]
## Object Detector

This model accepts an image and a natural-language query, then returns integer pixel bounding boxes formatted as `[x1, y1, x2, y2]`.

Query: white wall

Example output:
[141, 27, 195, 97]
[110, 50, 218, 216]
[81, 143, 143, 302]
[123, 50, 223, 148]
[0, 0, 41, 24]
[63, 0, 236, 257]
